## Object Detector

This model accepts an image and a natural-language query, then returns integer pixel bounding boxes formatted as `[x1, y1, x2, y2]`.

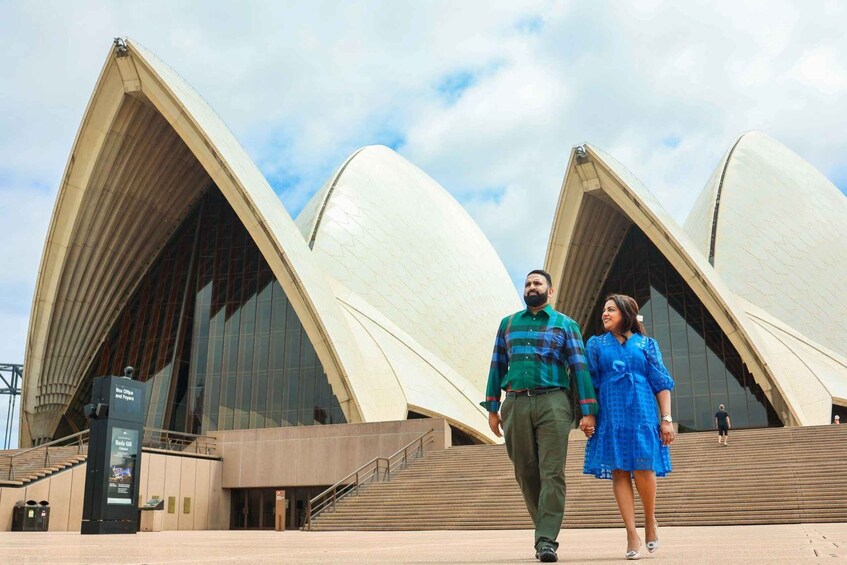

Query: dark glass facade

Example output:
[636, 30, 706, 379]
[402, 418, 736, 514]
[231, 487, 325, 530]
[585, 226, 782, 432]
[70, 188, 346, 435]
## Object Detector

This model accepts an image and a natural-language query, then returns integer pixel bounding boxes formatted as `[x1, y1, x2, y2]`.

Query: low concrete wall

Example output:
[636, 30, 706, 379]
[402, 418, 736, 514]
[0, 419, 449, 531]
[0, 451, 227, 532]
[138, 452, 228, 531]
[217, 418, 451, 488]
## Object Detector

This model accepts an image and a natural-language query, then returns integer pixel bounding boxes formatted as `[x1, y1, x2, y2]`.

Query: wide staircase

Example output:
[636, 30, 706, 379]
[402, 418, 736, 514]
[309, 425, 847, 530]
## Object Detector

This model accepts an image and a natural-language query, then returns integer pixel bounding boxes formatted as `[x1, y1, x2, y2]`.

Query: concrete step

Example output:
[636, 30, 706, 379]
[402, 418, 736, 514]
[310, 425, 847, 530]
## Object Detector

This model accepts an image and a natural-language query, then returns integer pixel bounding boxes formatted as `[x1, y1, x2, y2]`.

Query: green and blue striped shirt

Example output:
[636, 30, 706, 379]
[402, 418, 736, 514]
[481, 304, 599, 416]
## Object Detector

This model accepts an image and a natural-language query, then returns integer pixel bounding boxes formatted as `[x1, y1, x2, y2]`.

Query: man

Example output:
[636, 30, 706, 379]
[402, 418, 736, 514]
[835, 415, 841, 425]
[715, 404, 731, 446]
[481, 269, 598, 563]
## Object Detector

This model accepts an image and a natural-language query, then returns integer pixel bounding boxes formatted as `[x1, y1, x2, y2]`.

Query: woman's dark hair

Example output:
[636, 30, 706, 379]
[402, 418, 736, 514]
[604, 293, 647, 335]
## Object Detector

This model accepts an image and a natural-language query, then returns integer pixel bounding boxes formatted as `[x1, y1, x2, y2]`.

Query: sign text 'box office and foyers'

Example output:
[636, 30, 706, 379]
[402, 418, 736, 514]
[81, 372, 146, 534]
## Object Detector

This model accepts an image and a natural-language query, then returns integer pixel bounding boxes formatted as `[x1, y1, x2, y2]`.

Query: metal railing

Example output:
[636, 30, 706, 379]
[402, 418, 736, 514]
[304, 429, 436, 530]
[142, 427, 217, 455]
[0, 429, 89, 481]
[0, 427, 217, 482]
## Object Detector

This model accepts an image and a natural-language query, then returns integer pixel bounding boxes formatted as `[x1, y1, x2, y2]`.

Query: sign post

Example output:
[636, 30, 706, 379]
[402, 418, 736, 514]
[81, 367, 146, 534]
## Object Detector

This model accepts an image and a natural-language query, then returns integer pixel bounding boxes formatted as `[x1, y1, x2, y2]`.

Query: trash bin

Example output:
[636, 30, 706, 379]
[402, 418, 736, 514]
[35, 501, 50, 531]
[139, 499, 165, 532]
[12, 500, 48, 531]
[11, 501, 28, 531]
[35, 500, 50, 532]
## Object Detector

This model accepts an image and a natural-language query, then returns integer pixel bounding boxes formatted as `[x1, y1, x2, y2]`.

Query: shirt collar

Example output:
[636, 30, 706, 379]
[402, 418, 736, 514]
[521, 304, 554, 318]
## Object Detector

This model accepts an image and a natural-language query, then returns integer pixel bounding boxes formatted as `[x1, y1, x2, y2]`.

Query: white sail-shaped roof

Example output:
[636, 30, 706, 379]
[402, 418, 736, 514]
[735, 296, 846, 419]
[24, 39, 509, 445]
[545, 141, 847, 426]
[681, 131, 847, 421]
[22, 39, 361, 443]
[683, 131, 847, 357]
[296, 145, 521, 387]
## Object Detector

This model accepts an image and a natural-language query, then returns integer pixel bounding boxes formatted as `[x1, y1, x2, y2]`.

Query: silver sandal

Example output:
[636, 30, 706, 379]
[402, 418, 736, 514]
[646, 539, 659, 553]
[646, 521, 659, 553]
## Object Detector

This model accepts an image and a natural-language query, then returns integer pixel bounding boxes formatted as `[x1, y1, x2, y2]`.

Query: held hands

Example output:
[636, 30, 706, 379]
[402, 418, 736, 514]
[579, 415, 596, 439]
[660, 421, 675, 446]
[489, 412, 503, 438]
[491, 412, 599, 440]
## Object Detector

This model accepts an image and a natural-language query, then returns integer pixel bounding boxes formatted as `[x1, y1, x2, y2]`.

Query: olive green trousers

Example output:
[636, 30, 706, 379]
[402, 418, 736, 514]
[502, 389, 573, 551]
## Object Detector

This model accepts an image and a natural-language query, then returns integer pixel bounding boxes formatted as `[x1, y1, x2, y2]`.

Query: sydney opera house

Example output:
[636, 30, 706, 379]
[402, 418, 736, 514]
[548, 136, 847, 431]
[7, 39, 847, 530]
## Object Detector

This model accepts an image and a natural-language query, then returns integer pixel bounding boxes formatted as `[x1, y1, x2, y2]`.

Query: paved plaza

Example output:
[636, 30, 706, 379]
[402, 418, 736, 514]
[0, 523, 845, 564]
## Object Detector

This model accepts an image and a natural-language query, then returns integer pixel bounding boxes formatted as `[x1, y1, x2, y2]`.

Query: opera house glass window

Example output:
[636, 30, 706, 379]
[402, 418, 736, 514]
[585, 226, 782, 432]
[76, 188, 346, 434]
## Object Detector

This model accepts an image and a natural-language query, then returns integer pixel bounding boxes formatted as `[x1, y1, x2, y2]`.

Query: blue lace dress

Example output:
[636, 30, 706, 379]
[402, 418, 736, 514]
[583, 332, 674, 480]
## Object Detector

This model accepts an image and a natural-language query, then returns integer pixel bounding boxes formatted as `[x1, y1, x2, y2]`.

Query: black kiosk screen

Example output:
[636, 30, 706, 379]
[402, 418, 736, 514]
[107, 427, 138, 505]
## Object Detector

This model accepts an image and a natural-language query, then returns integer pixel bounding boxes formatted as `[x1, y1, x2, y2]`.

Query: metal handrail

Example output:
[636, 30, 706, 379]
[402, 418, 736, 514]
[5, 430, 89, 458]
[0, 426, 218, 481]
[1, 430, 90, 481]
[142, 427, 217, 455]
[305, 456, 388, 524]
[304, 429, 436, 530]
[384, 430, 436, 479]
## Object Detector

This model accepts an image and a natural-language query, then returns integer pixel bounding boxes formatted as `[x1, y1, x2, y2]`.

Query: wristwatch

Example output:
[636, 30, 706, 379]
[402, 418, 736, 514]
[661, 414, 673, 423]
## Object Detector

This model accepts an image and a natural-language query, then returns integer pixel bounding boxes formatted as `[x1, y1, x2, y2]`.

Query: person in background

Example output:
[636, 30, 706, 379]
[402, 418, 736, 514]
[835, 415, 841, 425]
[715, 404, 731, 446]
[583, 294, 675, 560]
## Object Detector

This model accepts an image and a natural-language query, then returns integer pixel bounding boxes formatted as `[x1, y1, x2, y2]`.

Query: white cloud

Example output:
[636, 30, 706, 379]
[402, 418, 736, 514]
[786, 46, 847, 95]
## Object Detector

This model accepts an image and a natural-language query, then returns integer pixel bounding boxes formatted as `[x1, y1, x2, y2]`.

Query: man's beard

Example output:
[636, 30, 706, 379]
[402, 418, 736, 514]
[524, 292, 547, 308]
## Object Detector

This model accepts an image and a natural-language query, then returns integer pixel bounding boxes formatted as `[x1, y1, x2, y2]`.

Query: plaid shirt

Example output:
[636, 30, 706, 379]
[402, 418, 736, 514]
[481, 305, 598, 416]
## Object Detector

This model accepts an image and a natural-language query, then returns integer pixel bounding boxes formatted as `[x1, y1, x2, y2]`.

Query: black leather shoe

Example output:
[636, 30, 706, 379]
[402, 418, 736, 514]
[536, 546, 558, 562]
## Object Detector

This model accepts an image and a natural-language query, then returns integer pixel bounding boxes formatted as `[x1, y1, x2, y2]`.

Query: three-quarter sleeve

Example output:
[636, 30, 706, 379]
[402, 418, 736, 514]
[645, 337, 674, 394]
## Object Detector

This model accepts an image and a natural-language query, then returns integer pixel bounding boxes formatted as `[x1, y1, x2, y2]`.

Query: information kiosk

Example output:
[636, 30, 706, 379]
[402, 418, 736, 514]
[81, 367, 145, 534]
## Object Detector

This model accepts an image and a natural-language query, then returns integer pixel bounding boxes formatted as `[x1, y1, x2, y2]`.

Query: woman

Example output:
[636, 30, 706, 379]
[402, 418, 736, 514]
[583, 294, 675, 560]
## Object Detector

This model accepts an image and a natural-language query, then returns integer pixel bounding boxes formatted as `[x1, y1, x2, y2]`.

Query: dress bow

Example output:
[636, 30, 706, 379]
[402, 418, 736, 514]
[609, 359, 645, 406]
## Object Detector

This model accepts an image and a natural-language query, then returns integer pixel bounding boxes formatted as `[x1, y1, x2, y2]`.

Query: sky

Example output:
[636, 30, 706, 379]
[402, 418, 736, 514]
[2, 0, 847, 443]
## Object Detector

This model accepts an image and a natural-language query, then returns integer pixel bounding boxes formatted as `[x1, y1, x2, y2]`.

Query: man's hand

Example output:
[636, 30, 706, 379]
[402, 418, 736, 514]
[579, 415, 596, 439]
[489, 412, 503, 438]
